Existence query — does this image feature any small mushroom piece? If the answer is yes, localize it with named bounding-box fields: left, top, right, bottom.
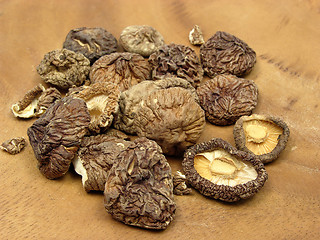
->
left=11, top=84, right=45, bottom=118
left=11, top=84, right=62, bottom=118
left=189, top=25, right=205, bottom=46
left=27, top=97, right=90, bottom=179
left=233, top=114, right=290, bottom=164
left=73, top=134, right=131, bottom=192
left=104, top=137, right=176, bottom=230
left=200, top=31, right=256, bottom=77
left=1, top=137, right=26, bottom=154
left=119, top=25, right=165, bottom=57
left=89, top=52, right=151, bottom=92
left=67, top=82, right=120, bottom=133
left=63, top=27, right=118, bottom=64
left=182, top=138, right=268, bottom=202
left=37, top=49, right=90, bottom=89
left=114, top=78, right=205, bottom=156
left=149, top=43, right=204, bottom=88
left=173, top=171, right=192, bottom=195
left=196, top=74, right=258, bottom=126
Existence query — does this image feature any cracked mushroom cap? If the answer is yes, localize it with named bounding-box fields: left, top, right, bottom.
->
left=114, top=78, right=205, bottom=156
left=104, top=137, right=176, bottom=230
left=73, top=134, right=131, bottom=192
left=182, top=138, right=268, bottom=202
left=233, top=114, right=290, bottom=164
left=27, top=97, right=90, bottom=179
left=67, top=82, right=120, bottom=133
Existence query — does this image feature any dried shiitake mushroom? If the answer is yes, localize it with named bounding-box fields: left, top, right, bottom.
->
left=73, top=134, right=131, bottom=192
left=11, top=84, right=61, bottom=118
left=89, top=52, right=151, bottom=92
left=233, top=114, right=290, bottom=164
left=63, top=27, right=118, bottom=64
left=1, top=137, right=26, bottom=155
left=27, top=97, right=90, bottom=179
left=119, top=25, right=165, bottom=57
left=200, top=31, right=256, bottom=77
left=197, top=74, right=258, bottom=126
left=37, top=49, right=90, bottom=89
left=104, top=137, right=176, bottom=230
left=67, top=82, right=120, bottom=133
left=149, top=43, right=204, bottom=88
left=182, top=138, right=268, bottom=202
left=114, top=78, right=205, bottom=156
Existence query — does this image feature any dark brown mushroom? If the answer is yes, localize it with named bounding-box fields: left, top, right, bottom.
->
left=114, top=78, right=205, bottom=156
left=89, top=52, right=151, bottom=92
left=73, top=134, right=131, bottom=192
left=104, top=137, right=176, bottom=230
left=196, top=74, right=258, bottom=126
left=233, top=114, right=290, bottom=164
left=182, top=138, right=268, bottom=202
left=27, top=97, right=90, bottom=179
left=63, top=27, right=118, bottom=64
left=149, top=43, right=204, bottom=88
left=173, top=170, right=192, bottom=195
left=200, top=31, right=256, bottom=77
left=119, top=25, right=165, bottom=57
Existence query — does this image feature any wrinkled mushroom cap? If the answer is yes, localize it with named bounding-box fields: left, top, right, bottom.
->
left=182, top=138, right=268, bottom=202
left=233, top=114, right=290, bottom=164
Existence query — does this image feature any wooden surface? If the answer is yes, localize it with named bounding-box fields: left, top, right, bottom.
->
left=1, top=0, right=320, bottom=239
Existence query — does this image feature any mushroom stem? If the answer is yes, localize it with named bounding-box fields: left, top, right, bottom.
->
left=246, top=124, right=269, bottom=143
left=209, top=157, right=237, bottom=176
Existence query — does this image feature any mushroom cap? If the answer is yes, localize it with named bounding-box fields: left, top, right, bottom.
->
left=182, top=138, right=268, bottom=202
left=233, top=114, right=290, bottom=164
left=200, top=31, right=256, bottom=77
left=119, top=25, right=165, bottom=57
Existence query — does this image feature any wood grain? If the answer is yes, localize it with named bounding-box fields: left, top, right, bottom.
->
left=0, top=0, right=320, bottom=239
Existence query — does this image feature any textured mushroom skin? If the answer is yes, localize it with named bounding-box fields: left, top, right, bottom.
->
left=27, top=97, right=90, bottom=179
left=197, top=74, right=258, bottom=126
left=0, top=137, right=26, bottom=155
left=63, top=27, right=118, bottom=64
left=233, top=114, right=290, bottom=164
left=104, top=137, right=176, bottom=230
left=182, top=138, right=268, bottom=202
left=119, top=25, right=165, bottom=57
left=76, top=134, right=131, bottom=192
left=200, top=31, right=256, bottom=77
left=114, top=79, right=205, bottom=156
left=149, top=43, right=204, bottom=88
left=67, top=82, right=120, bottom=133
left=89, top=52, right=151, bottom=92
left=37, top=49, right=90, bottom=89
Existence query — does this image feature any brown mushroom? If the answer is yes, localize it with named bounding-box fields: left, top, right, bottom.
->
left=89, top=52, right=151, bottom=92
left=233, top=114, right=290, bottom=164
left=67, top=82, right=120, bottom=133
left=173, top=170, right=192, bottom=195
left=200, top=31, right=256, bottom=77
left=119, top=25, right=165, bottom=57
left=149, top=43, right=204, bottom=88
left=73, top=134, right=131, bottom=192
left=182, top=138, right=268, bottom=202
left=114, top=78, right=205, bottom=156
left=104, top=137, right=176, bottom=230
left=27, top=97, right=90, bottom=179
left=196, top=74, right=258, bottom=126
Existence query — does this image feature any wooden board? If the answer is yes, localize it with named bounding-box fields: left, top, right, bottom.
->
left=1, top=0, right=320, bottom=239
